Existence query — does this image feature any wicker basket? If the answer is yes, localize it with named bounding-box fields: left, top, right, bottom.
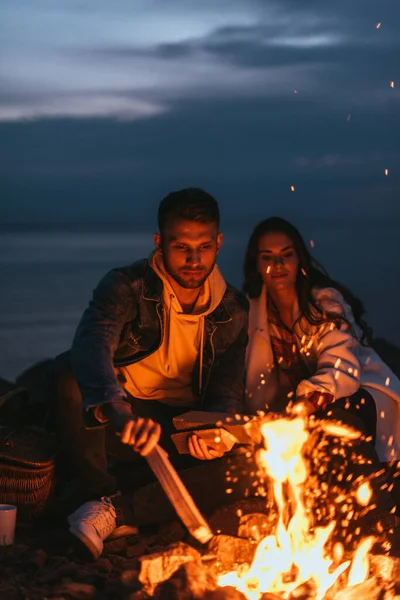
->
left=0, top=426, right=55, bottom=521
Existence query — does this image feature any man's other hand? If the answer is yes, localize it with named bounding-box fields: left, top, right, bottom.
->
left=103, top=402, right=161, bottom=456
left=188, top=434, right=226, bottom=460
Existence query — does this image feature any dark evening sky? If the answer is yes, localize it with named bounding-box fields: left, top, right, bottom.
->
left=1, top=0, right=399, bottom=226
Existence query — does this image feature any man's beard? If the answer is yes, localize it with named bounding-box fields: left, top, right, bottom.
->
left=170, top=268, right=211, bottom=289
left=163, top=256, right=216, bottom=289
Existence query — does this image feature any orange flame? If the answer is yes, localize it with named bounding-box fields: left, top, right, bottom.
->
left=218, top=416, right=374, bottom=599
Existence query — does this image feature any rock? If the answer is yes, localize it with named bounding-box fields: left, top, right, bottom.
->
left=126, top=538, right=149, bottom=558
left=104, top=535, right=128, bottom=555
left=37, top=562, right=79, bottom=584
left=54, top=581, right=96, bottom=599
left=237, top=513, right=270, bottom=541
left=138, top=541, right=201, bottom=596
left=31, top=548, right=47, bottom=569
left=108, top=553, right=128, bottom=568
left=154, top=561, right=217, bottom=600
left=127, top=592, right=148, bottom=600
left=120, top=569, right=140, bottom=588
left=73, top=571, right=107, bottom=588
left=209, top=499, right=268, bottom=537
left=121, top=559, right=141, bottom=571
left=93, top=557, right=113, bottom=574
left=157, top=520, right=186, bottom=545
left=208, top=535, right=255, bottom=572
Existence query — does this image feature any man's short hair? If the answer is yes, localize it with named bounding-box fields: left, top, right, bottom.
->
left=157, top=188, right=220, bottom=233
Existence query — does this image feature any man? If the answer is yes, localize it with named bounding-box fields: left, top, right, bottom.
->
left=53, top=188, right=249, bottom=559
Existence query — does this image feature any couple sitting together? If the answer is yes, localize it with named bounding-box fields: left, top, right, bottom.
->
left=52, top=187, right=400, bottom=559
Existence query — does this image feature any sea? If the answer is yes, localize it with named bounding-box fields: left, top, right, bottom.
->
left=1, top=219, right=399, bottom=381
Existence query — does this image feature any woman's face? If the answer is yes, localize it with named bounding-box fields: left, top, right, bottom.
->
left=257, top=231, right=299, bottom=292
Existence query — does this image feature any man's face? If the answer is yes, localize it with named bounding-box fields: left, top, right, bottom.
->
left=154, top=219, right=222, bottom=289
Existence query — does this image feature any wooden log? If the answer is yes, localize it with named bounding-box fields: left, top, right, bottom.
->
left=171, top=428, right=238, bottom=455
left=172, top=411, right=262, bottom=447
left=146, top=444, right=213, bottom=544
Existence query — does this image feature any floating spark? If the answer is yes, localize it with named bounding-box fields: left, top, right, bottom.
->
left=356, top=482, right=372, bottom=507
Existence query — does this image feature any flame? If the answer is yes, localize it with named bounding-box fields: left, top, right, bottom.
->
left=347, top=537, right=374, bottom=586
left=218, top=416, right=375, bottom=600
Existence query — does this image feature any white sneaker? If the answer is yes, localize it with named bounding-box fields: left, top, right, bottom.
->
left=68, top=496, right=118, bottom=560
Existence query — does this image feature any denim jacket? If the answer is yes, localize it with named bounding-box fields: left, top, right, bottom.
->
left=71, top=259, right=249, bottom=424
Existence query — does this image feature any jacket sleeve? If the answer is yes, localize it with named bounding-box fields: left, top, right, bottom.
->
left=203, top=307, right=249, bottom=414
left=296, top=288, right=362, bottom=403
left=71, top=269, right=138, bottom=424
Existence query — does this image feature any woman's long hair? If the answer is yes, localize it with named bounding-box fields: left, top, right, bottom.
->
left=243, top=217, right=372, bottom=344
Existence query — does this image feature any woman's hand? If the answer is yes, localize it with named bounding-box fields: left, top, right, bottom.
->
left=292, top=398, right=316, bottom=417
left=188, top=434, right=226, bottom=460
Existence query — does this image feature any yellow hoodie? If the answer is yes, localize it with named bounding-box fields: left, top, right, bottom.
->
left=119, top=250, right=227, bottom=406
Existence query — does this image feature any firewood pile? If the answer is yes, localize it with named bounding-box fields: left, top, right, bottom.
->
left=0, top=498, right=399, bottom=600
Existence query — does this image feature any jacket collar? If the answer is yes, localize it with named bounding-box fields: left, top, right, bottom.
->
left=142, top=262, right=163, bottom=301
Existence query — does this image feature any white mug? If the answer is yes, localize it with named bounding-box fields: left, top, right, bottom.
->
left=0, top=504, right=17, bottom=546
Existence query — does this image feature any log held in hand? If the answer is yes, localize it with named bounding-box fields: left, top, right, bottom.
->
left=145, top=444, right=214, bottom=544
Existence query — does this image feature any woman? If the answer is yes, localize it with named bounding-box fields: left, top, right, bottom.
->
left=244, top=217, right=400, bottom=463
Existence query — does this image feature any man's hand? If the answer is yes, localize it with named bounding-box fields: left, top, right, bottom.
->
left=188, top=434, right=226, bottom=460
left=102, top=401, right=161, bottom=456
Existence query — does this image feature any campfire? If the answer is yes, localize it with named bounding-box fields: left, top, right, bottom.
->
left=216, top=414, right=397, bottom=600
left=139, top=411, right=398, bottom=599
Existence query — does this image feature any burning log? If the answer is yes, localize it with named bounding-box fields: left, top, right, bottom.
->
left=208, top=535, right=256, bottom=573
left=238, top=514, right=272, bottom=542
left=332, top=576, right=386, bottom=600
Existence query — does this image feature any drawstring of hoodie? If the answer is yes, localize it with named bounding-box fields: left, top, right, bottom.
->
left=199, top=316, right=205, bottom=397
left=164, top=293, right=174, bottom=373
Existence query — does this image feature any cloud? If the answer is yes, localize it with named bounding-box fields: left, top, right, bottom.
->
left=0, top=0, right=398, bottom=229
left=1, top=0, right=398, bottom=121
